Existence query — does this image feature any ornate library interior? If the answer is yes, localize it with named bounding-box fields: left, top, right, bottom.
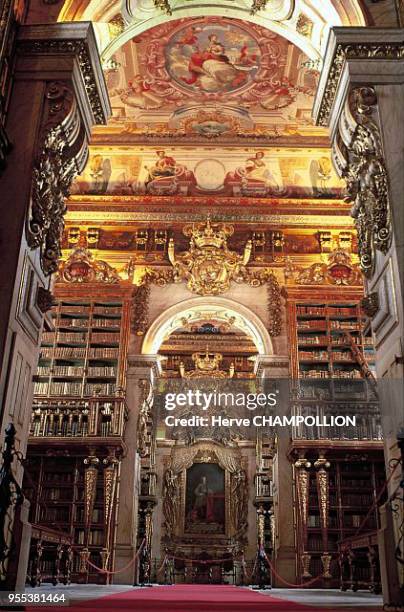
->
left=0, top=1, right=403, bottom=610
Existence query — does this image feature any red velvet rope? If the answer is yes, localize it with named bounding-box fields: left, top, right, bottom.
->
left=86, top=538, right=146, bottom=575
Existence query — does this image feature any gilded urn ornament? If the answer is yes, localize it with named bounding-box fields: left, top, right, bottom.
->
left=168, top=219, right=252, bottom=295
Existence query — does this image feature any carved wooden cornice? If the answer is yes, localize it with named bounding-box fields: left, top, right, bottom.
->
left=314, top=29, right=404, bottom=127
left=17, top=24, right=110, bottom=127
left=16, top=24, right=110, bottom=276
left=313, top=29, right=396, bottom=279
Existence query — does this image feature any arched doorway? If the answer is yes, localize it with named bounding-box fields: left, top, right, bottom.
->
left=138, top=297, right=276, bottom=584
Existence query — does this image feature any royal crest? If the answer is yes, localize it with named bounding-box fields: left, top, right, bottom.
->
left=168, top=219, right=252, bottom=295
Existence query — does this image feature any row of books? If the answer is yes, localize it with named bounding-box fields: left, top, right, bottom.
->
left=34, top=382, right=82, bottom=395
left=299, top=351, right=329, bottom=361
left=92, top=319, right=121, bottom=328
left=83, top=383, right=116, bottom=395
left=300, top=370, right=329, bottom=378
left=297, top=306, right=359, bottom=317
left=39, top=347, right=119, bottom=360
left=332, top=352, right=354, bottom=361
left=333, top=369, right=362, bottom=379
left=40, top=508, right=70, bottom=522
left=307, top=515, right=339, bottom=528
left=87, top=366, right=116, bottom=377
left=91, top=333, right=120, bottom=344
left=330, top=320, right=361, bottom=330
left=42, top=487, right=74, bottom=501
left=93, top=306, right=121, bottom=315
left=297, top=320, right=327, bottom=330
left=88, top=347, right=119, bottom=359
left=58, top=318, right=89, bottom=328
left=75, top=529, right=104, bottom=545
left=53, top=366, right=85, bottom=377
left=35, top=381, right=118, bottom=396
left=298, top=335, right=328, bottom=345
left=341, top=494, right=373, bottom=506
left=75, top=508, right=103, bottom=523
left=308, top=537, right=338, bottom=552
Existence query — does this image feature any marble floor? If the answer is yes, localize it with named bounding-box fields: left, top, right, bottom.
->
left=24, top=584, right=383, bottom=609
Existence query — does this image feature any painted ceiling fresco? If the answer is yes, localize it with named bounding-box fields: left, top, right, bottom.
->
left=104, top=16, right=321, bottom=139
left=72, top=146, right=344, bottom=199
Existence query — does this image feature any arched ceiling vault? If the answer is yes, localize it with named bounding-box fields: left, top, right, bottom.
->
left=59, top=0, right=367, bottom=62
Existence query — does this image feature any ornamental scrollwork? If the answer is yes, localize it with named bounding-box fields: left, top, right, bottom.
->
left=27, top=82, right=89, bottom=276
left=317, top=43, right=404, bottom=128
left=341, top=87, right=391, bottom=277
left=137, top=379, right=153, bottom=458
left=167, top=219, right=253, bottom=296
left=286, top=249, right=362, bottom=287
left=314, top=455, right=330, bottom=531
left=162, top=467, right=180, bottom=539
left=133, top=284, right=151, bottom=335
left=56, top=247, right=120, bottom=283
left=250, top=0, right=295, bottom=18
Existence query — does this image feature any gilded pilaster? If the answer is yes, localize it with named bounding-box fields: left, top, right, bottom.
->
left=294, top=455, right=311, bottom=578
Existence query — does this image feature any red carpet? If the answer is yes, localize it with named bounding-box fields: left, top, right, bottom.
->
left=26, top=584, right=381, bottom=612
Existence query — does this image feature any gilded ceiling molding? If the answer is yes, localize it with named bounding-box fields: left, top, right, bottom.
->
left=334, top=87, right=391, bottom=277
left=56, top=247, right=121, bottom=283
left=66, top=210, right=354, bottom=228
left=316, top=41, right=404, bottom=128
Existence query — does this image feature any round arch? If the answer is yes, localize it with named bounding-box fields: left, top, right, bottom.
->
left=58, top=0, right=368, bottom=61
left=141, top=296, right=273, bottom=356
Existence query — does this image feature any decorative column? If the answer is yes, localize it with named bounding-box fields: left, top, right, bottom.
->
left=294, top=454, right=311, bottom=579
left=80, top=454, right=99, bottom=580
left=101, top=450, right=120, bottom=575
left=313, top=27, right=404, bottom=606
left=0, top=23, right=109, bottom=587
left=112, top=355, right=161, bottom=584
left=314, top=453, right=331, bottom=579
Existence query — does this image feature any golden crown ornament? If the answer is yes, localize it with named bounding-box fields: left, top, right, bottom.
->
left=168, top=219, right=252, bottom=296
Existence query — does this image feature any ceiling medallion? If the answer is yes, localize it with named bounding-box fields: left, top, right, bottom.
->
left=168, top=219, right=252, bottom=295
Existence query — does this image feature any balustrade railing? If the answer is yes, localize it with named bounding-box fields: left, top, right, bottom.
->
left=29, top=398, right=128, bottom=439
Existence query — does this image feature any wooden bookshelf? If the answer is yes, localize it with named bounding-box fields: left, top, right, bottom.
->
left=285, top=287, right=384, bottom=587
left=25, top=283, right=134, bottom=584
left=34, top=298, right=130, bottom=398
left=303, top=453, right=385, bottom=586
left=24, top=455, right=111, bottom=584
